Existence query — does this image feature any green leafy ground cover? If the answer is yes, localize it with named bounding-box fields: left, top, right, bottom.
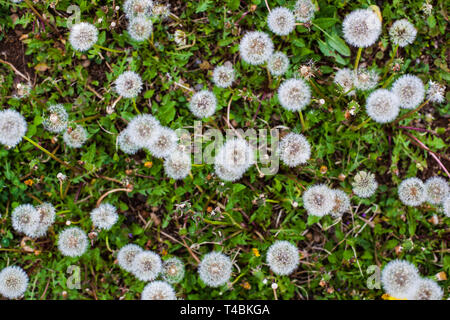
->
left=0, top=0, right=449, bottom=300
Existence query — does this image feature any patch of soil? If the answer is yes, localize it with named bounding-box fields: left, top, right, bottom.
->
left=87, top=61, right=108, bottom=87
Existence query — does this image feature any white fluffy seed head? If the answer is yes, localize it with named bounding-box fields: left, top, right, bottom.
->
left=381, top=260, right=420, bottom=299
left=214, top=163, right=243, bottom=182
left=406, top=278, right=443, bottom=300
left=63, top=124, right=88, bottom=148
left=424, top=176, right=449, bottom=205
left=279, top=132, right=311, bottom=167
left=162, top=257, right=185, bottom=284
left=128, top=16, right=153, bottom=41
left=198, top=252, right=232, bottom=287
left=115, top=71, right=143, bottom=99
left=212, top=64, right=235, bottom=88
left=342, top=9, right=381, bottom=48
left=267, top=7, right=296, bottom=36
left=303, top=184, right=334, bottom=217
left=43, top=104, right=68, bottom=133
left=398, top=177, right=426, bottom=207
left=329, top=189, right=351, bottom=218
left=391, top=75, right=425, bottom=109
left=293, top=0, right=315, bottom=22
left=334, top=68, right=355, bottom=95
left=58, top=227, right=89, bottom=257
left=267, top=52, right=290, bottom=76
left=147, top=126, right=178, bottom=158
left=278, top=78, right=311, bottom=111
left=117, top=244, right=143, bottom=272
left=118, top=128, right=140, bottom=154
left=127, top=114, right=160, bottom=148
left=141, top=281, right=176, bottom=300
left=123, top=0, right=154, bottom=19
left=353, top=67, right=379, bottom=91
left=366, top=89, right=400, bottom=123
left=443, top=195, right=450, bottom=217
left=239, top=31, right=274, bottom=65
left=352, top=171, right=378, bottom=198
left=0, top=109, right=27, bottom=148
left=164, top=150, right=191, bottom=180
left=426, top=81, right=446, bottom=104
left=389, top=19, right=417, bottom=47
left=34, top=202, right=56, bottom=238
left=90, top=203, right=119, bottom=230
left=189, top=90, right=217, bottom=118
left=69, top=22, right=98, bottom=52
left=0, top=266, right=28, bottom=299
left=266, top=241, right=299, bottom=276
left=11, top=204, right=40, bottom=237
left=132, top=251, right=162, bottom=281
left=214, top=138, right=255, bottom=181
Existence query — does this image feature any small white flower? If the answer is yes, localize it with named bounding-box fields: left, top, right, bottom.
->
left=90, top=203, right=119, bottom=230
left=352, top=171, right=378, bottom=198
left=141, top=281, right=176, bottom=300
left=239, top=31, right=274, bottom=65
left=63, top=125, right=88, bottom=148
left=329, top=189, right=351, bottom=218
left=381, top=260, right=420, bottom=299
left=424, top=176, right=449, bottom=205
left=0, top=109, right=27, bottom=148
left=267, top=7, right=296, bottom=36
left=212, top=64, right=235, bottom=88
left=426, top=81, right=445, bottom=104
left=123, top=0, right=154, bottom=19
left=118, top=128, right=140, bottom=154
left=131, top=251, right=162, bottom=282
left=278, top=78, right=311, bottom=111
left=398, top=178, right=426, bottom=207
left=303, top=184, right=334, bottom=217
left=267, top=52, right=290, bottom=76
left=164, top=150, right=192, bottom=180
left=162, top=257, right=185, bottom=284
left=342, top=9, right=382, bottom=48
left=279, top=132, right=311, bottom=167
left=334, top=68, right=355, bottom=95
left=354, top=67, right=379, bottom=91
left=34, top=202, right=56, bottom=237
left=147, top=126, right=178, bottom=158
left=117, top=244, right=143, bottom=272
left=266, top=241, right=299, bottom=275
left=443, top=195, right=450, bottom=217
left=128, top=16, right=153, bottom=42
left=391, top=75, right=425, bottom=109
left=69, top=22, right=98, bottom=52
left=189, top=90, right=217, bottom=118
left=214, top=138, right=255, bottom=181
left=43, top=104, right=68, bottom=133
left=11, top=204, right=40, bottom=237
left=293, top=0, right=315, bottom=23
left=389, top=19, right=417, bottom=47
left=198, top=252, right=232, bottom=287
left=366, top=89, right=400, bottom=123
left=58, top=227, right=89, bottom=257
left=115, top=71, right=143, bottom=99
left=0, top=266, right=28, bottom=299
left=406, top=278, right=443, bottom=300
left=127, top=114, right=160, bottom=148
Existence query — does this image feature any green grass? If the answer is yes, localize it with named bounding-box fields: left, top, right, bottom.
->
left=0, top=0, right=448, bottom=300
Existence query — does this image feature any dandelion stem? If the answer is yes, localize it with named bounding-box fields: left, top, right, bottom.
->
left=382, top=73, right=395, bottom=88
left=266, top=66, right=272, bottom=87
left=23, top=136, right=74, bottom=170
left=93, top=44, right=123, bottom=53
left=383, top=44, right=399, bottom=79
left=96, top=187, right=132, bottom=207
left=351, top=117, right=371, bottom=131
left=354, top=47, right=363, bottom=70
left=132, top=98, right=141, bottom=114
left=74, top=114, right=101, bottom=123
left=298, top=110, right=307, bottom=132
left=393, top=99, right=430, bottom=125
left=308, top=79, right=328, bottom=102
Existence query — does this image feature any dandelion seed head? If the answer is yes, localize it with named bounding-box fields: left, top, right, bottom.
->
left=330, top=189, right=351, bottom=218
left=381, top=260, right=420, bottom=299
left=198, top=252, right=232, bottom=287
left=354, top=67, right=379, bottom=91
left=366, top=89, right=400, bottom=123
left=389, top=19, right=417, bottom=47
left=115, top=71, right=143, bottom=99
left=278, top=78, right=311, bottom=111
left=239, top=31, right=274, bottom=65
left=63, top=125, right=88, bottom=148
left=117, top=244, right=143, bottom=272
left=342, top=9, right=382, bottom=48
left=293, top=0, right=315, bottom=23
left=426, top=81, right=446, bottom=104
left=303, top=184, right=334, bottom=217
left=391, top=75, right=425, bottom=109
left=443, top=195, right=450, bottom=217
left=279, top=132, right=311, bottom=167
left=11, top=204, right=40, bottom=237
left=164, top=150, right=191, bottom=180
left=266, top=241, right=299, bottom=276
left=424, top=176, right=449, bottom=205
left=334, top=68, right=355, bottom=96
left=123, top=0, right=154, bottom=19
left=131, top=251, right=162, bottom=281
left=189, top=90, right=217, bottom=119
left=214, top=138, right=255, bottom=180
left=212, top=64, right=235, bottom=88
left=267, top=7, right=296, bottom=36
left=352, top=171, right=378, bottom=198
left=267, top=52, right=290, bottom=76
left=69, top=22, right=98, bottom=52
left=118, top=128, right=140, bottom=154
left=214, top=163, right=244, bottom=182
left=141, top=281, right=176, bottom=300
left=0, top=266, right=28, bottom=299
left=34, top=202, right=56, bottom=238
left=90, top=203, right=119, bottom=230
left=127, top=114, right=160, bottom=148
left=406, top=278, right=443, bottom=300
left=0, top=109, right=27, bottom=148
left=398, top=178, right=426, bottom=207
left=147, top=126, right=178, bottom=159
left=58, top=227, right=89, bottom=257
left=43, top=104, right=68, bottom=133
left=162, top=257, right=185, bottom=284
left=128, top=16, right=153, bottom=41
